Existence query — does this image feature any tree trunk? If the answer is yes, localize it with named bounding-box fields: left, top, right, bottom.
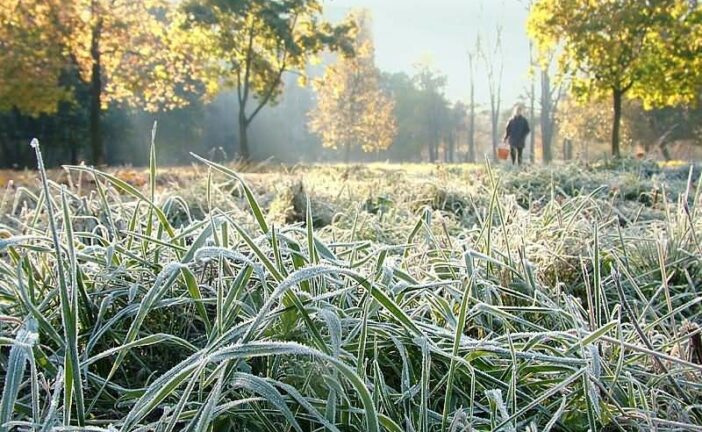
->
left=447, top=134, right=455, bottom=163
left=529, top=43, right=536, bottom=164
left=659, top=141, right=672, bottom=161
left=344, top=140, right=351, bottom=165
left=89, top=20, right=103, bottom=166
left=611, top=88, right=623, bottom=158
left=656, top=124, right=678, bottom=162
left=493, top=78, right=503, bottom=161
left=490, top=110, right=498, bottom=160
left=69, top=130, right=79, bottom=165
left=563, top=139, right=573, bottom=160
left=467, top=51, right=476, bottom=163
left=432, top=135, right=439, bottom=162
left=0, top=114, right=10, bottom=168
left=0, top=138, right=10, bottom=169
left=14, top=114, right=28, bottom=167
left=10, top=108, right=26, bottom=168
left=490, top=83, right=502, bottom=161
left=468, top=84, right=476, bottom=163
left=238, top=109, right=250, bottom=161
left=428, top=99, right=438, bottom=163
left=529, top=77, right=536, bottom=163
left=540, top=70, right=553, bottom=164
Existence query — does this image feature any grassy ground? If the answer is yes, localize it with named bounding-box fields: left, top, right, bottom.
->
left=1, top=148, right=701, bottom=431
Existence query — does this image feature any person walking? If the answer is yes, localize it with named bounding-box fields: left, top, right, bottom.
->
left=503, top=105, right=530, bottom=166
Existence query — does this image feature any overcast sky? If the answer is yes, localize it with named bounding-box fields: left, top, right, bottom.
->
left=324, top=0, right=532, bottom=109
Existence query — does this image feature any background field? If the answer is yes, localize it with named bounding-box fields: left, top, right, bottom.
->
left=1, top=153, right=701, bottom=431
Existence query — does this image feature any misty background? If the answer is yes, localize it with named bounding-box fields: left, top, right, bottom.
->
left=1, top=0, right=534, bottom=167
left=2, top=0, right=699, bottom=168
left=325, top=0, right=530, bottom=104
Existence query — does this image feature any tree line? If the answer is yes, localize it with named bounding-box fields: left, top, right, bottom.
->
left=0, top=0, right=356, bottom=167
left=528, top=0, right=702, bottom=158
left=1, top=0, right=700, bottom=168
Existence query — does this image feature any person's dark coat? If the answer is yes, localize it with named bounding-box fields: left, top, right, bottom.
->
left=504, top=115, right=530, bottom=149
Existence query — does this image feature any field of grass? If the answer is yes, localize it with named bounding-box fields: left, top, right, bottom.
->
left=1, top=143, right=701, bottom=431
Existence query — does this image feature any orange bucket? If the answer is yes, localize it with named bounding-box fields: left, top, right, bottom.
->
left=497, top=146, right=510, bottom=160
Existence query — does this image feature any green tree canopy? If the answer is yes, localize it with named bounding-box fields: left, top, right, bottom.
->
left=528, top=0, right=702, bottom=157
left=0, top=0, right=197, bottom=164
left=308, top=10, right=396, bottom=163
left=413, top=63, right=449, bottom=162
left=380, top=72, right=424, bottom=161
left=182, top=0, right=354, bottom=161
left=0, top=0, right=72, bottom=115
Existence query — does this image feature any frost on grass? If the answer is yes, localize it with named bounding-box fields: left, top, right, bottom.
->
left=1, top=158, right=701, bottom=431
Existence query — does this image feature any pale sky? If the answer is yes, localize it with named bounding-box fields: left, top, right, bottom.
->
left=325, top=0, right=532, bottom=109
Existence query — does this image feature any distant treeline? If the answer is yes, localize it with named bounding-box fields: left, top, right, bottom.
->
left=2, top=0, right=701, bottom=168
left=3, top=73, right=701, bottom=169
left=0, top=69, right=488, bottom=168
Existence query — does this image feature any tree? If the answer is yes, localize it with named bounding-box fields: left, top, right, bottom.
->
left=480, top=25, right=504, bottom=161
left=413, top=62, right=449, bottom=162
left=380, top=72, right=425, bottom=161
left=540, top=70, right=554, bottom=163
left=0, top=0, right=196, bottom=165
left=308, top=10, right=396, bottom=164
left=557, top=97, right=654, bottom=159
left=381, top=69, right=462, bottom=163
left=446, top=102, right=467, bottom=163
left=528, top=0, right=702, bottom=158
left=72, top=0, right=201, bottom=165
left=641, top=105, right=702, bottom=160
left=466, top=35, right=480, bottom=163
left=557, top=98, right=611, bottom=159
left=0, top=0, right=80, bottom=167
left=527, top=42, right=537, bottom=163
left=183, top=0, right=353, bottom=161
left=0, top=0, right=72, bottom=116
left=539, top=58, right=564, bottom=164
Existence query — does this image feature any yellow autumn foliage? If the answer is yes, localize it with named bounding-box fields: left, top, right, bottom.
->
left=0, top=0, right=198, bottom=115
left=308, top=10, right=397, bottom=160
